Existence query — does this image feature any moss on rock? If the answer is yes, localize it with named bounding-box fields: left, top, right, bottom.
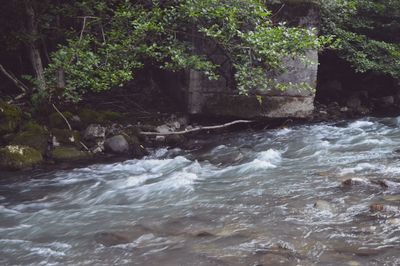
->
left=10, top=122, right=49, bottom=155
left=51, top=146, right=91, bottom=162
left=78, top=109, right=102, bottom=124
left=21, top=121, right=46, bottom=133
left=0, top=100, right=22, bottom=134
left=78, top=108, right=123, bottom=125
left=49, top=111, right=74, bottom=129
left=52, top=128, right=80, bottom=145
left=0, top=145, right=43, bottom=170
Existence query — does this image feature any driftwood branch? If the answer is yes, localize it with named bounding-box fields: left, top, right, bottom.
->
left=52, top=104, right=90, bottom=152
left=0, top=64, right=30, bottom=93
left=52, top=104, right=72, bottom=131
left=140, top=120, right=254, bottom=136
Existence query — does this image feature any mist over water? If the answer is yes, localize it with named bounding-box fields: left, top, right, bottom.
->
left=2, top=117, right=400, bottom=265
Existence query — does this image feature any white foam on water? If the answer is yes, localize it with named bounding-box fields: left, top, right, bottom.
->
left=233, top=149, right=282, bottom=174
left=348, top=120, right=374, bottom=128
left=30, top=247, right=66, bottom=257
left=339, top=163, right=380, bottom=175
left=122, top=173, right=162, bottom=188
left=257, top=149, right=282, bottom=164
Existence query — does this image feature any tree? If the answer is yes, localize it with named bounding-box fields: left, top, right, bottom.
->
left=320, top=0, right=400, bottom=80
left=0, top=0, right=325, bottom=103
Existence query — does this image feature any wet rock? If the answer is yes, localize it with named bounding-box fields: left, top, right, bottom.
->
left=51, top=147, right=91, bottom=162
left=155, top=135, right=166, bottom=143
left=383, top=195, right=400, bottom=202
left=342, top=178, right=370, bottom=187
left=0, top=100, right=22, bottom=134
left=156, top=124, right=172, bottom=134
left=0, top=145, right=43, bottom=170
left=94, top=232, right=131, bottom=247
left=369, top=203, right=400, bottom=214
left=104, top=135, right=129, bottom=154
left=166, top=134, right=186, bottom=146
left=375, top=96, right=394, bottom=107
left=123, top=131, right=147, bottom=157
left=84, top=124, right=106, bottom=140
left=314, top=200, right=333, bottom=212
left=346, top=96, right=362, bottom=110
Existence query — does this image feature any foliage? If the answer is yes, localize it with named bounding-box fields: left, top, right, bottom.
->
left=320, top=0, right=400, bottom=79
left=42, top=0, right=324, bottom=101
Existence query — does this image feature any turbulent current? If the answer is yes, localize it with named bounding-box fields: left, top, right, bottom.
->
left=2, top=117, right=400, bottom=265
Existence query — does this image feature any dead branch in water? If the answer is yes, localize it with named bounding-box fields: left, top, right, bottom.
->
left=140, top=120, right=254, bottom=136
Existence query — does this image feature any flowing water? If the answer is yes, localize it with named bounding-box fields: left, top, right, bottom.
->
left=2, top=117, right=400, bottom=265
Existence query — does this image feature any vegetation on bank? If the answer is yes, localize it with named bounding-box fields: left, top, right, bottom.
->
left=1, top=0, right=398, bottom=105
left=0, top=0, right=399, bottom=170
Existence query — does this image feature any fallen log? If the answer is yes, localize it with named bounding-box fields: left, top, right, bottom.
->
left=140, top=120, right=254, bottom=136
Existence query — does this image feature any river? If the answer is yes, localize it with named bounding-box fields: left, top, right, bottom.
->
left=1, top=117, right=400, bottom=265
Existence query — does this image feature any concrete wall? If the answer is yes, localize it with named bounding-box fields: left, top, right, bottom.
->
left=165, top=2, right=320, bottom=119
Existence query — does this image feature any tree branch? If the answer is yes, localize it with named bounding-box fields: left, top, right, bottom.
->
left=0, top=64, right=30, bottom=93
left=140, top=120, right=254, bottom=136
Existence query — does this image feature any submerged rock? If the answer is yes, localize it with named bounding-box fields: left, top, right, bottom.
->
left=51, top=147, right=91, bottom=162
left=104, top=135, right=129, bottom=154
left=342, top=178, right=371, bottom=187
left=314, top=200, right=333, bottom=212
left=94, top=232, right=131, bottom=247
left=0, top=145, right=43, bottom=170
left=369, top=203, right=400, bottom=214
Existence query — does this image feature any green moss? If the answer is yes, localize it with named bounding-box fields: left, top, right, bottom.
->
left=51, top=146, right=91, bottom=162
left=21, top=121, right=46, bottom=133
left=49, top=111, right=74, bottom=129
left=0, top=145, right=43, bottom=170
left=11, top=129, right=49, bottom=155
left=78, top=108, right=123, bottom=125
left=100, top=111, right=123, bottom=122
left=0, top=100, right=22, bottom=134
left=78, top=109, right=102, bottom=124
left=52, top=128, right=80, bottom=145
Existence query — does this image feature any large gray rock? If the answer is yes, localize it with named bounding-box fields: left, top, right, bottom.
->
left=84, top=124, right=106, bottom=140
left=104, top=135, right=129, bottom=154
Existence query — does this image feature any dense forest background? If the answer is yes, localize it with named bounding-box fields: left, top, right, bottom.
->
left=0, top=0, right=399, bottom=106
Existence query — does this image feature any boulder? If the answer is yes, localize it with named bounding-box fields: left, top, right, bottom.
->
left=156, top=124, right=172, bottom=134
left=0, top=145, right=43, bottom=170
left=346, top=96, right=362, bottom=110
left=0, top=101, right=22, bottom=134
left=84, top=124, right=106, bottom=140
left=376, top=96, right=395, bottom=107
left=104, top=135, right=129, bottom=154
left=51, top=147, right=91, bottom=162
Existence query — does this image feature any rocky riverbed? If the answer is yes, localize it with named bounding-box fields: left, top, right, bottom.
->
left=1, top=116, right=400, bottom=265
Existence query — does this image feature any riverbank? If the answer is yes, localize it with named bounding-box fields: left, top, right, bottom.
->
left=2, top=88, right=400, bottom=172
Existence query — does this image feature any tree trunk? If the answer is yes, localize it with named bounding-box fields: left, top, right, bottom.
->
left=25, top=0, right=46, bottom=91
